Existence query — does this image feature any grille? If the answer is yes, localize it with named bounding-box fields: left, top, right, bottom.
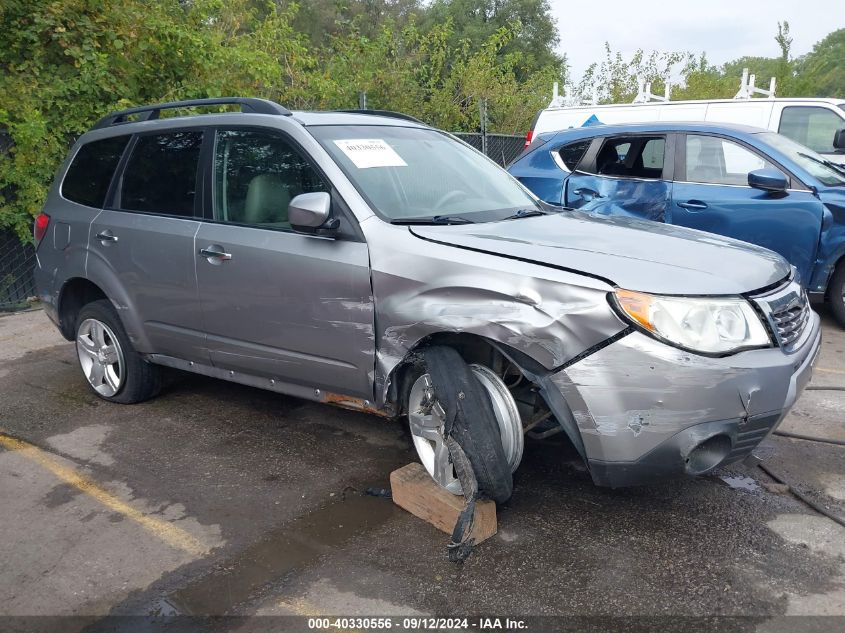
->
left=770, top=293, right=810, bottom=347
left=750, top=279, right=810, bottom=350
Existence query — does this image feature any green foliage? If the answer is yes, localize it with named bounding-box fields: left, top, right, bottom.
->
left=423, top=0, right=563, bottom=78
left=672, top=54, right=737, bottom=100
left=0, top=1, right=842, bottom=241
left=0, top=0, right=314, bottom=240
left=793, top=28, right=845, bottom=98
left=284, top=0, right=423, bottom=42
left=575, top=44, right=689, bottom=104
left=0, top=0, right=561, bottom=238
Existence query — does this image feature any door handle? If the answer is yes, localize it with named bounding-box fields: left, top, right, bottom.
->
left=573, top=188, right=603, bottom=199
left=677, top=200, right=708, bottom=210
left=199, top=245, right=232, bottom=262
left=95, top=230, right=118, bottom=243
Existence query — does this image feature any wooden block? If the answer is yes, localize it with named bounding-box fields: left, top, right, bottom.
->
left=390, top=462, right=497, bottom=544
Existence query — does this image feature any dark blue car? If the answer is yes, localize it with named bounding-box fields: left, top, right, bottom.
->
left=508, top=122, right=845, bottom=326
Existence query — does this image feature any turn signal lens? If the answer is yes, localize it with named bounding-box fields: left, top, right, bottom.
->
left=614, top=289, right=655, bottom=332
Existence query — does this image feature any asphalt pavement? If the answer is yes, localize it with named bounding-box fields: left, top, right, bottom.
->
left=1, top=306, right=843, bottom=632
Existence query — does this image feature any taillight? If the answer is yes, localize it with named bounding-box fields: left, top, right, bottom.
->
left=524, top=129, right=533, bottom=148
left=34, top=212, right=50, bottom=246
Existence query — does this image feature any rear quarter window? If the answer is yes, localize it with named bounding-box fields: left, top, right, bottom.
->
left=61, top=136, right=129, bottom=207
left=558, top=140, right=591, bottom=171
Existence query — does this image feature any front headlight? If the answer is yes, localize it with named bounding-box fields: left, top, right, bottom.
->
left=613, top=289, right=771, bottom=355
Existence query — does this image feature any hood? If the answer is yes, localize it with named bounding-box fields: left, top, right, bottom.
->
left=819, top=187, right=845, bottom=207
left=409, top=211, right=790, bottom=295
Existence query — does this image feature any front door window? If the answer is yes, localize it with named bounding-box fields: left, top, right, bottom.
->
left=213, top=129, right=328, bottom=229
left=684, top=135, right=783, bottom=186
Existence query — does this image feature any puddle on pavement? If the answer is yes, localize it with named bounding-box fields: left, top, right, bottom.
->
left=719, top=473, right=760, bottom=492
left=161, top=493, right=399, bottom=615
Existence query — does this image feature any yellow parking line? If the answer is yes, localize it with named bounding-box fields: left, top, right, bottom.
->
left=276, top=597, right=362, bottom=632
left=0, top=432, right=208, bottom=557
left=817, top=367, right=845, bottom=375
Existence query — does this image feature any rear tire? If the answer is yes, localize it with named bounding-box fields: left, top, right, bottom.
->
left=405, top=346, right=513, bottom=503
left=828, top=263, right=845, bottom=329
left=75, top=299, right=162, bottom=404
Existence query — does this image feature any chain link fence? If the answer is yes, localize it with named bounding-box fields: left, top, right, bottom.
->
left=453, top=133, right=525, bottom=167
left=0, top=132, right=526, bottom=310
left=0, top=230, right=36, bottom=310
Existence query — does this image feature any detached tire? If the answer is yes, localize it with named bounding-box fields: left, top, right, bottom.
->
left=74, top=299, right=162, bottom=404
left=405, top=346, right=513, bottom=503
left=829, top=263, right=845, bottom=329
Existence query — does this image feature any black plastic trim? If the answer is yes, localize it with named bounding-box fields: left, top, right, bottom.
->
left=92, top=98, right=291, bottom=129
left=332, top=109, right=424, bottom=124
left=556, top=326, right=634, bottom=371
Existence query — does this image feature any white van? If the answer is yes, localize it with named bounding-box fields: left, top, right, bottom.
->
left=529, top=97, right=845, bottom=164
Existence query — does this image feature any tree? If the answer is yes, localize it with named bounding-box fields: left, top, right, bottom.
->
left=774, top=20, right=793, bottom=94
left=574, top=44, right=689, bottom=104
left=283, top=0, right=424, bottom=42
left=793, top=28, right=845, bottom=97
left=422, top=0, right=563, bottom=78
left=672, top=53, right=736, bottom=100
left=0, top=0, right=313, bottom=239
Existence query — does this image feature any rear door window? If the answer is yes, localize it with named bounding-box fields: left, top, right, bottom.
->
left=119, top=130, right=203, bottom=216
left=593, top=136, right=666, bottom=178
left=62, top=136, right=129, bottom=207
left=684, top=135, right=783, bottom=186
left=779, top=106, right=844, bottom=154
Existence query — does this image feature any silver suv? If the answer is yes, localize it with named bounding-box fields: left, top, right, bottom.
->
left=34, top=98, right=820, bottom=500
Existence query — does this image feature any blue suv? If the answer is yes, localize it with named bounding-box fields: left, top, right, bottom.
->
left=508, top=122, right=845, bottom=326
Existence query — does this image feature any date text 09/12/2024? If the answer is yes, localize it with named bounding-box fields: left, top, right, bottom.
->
left=307, top=617, right=528, bottom=629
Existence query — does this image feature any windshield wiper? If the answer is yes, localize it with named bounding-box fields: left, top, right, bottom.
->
left=502, top=208, right=547, bottom=220
left=391, top=215, right=475, bottom=225
left=798, top=151, right=845, bottom=176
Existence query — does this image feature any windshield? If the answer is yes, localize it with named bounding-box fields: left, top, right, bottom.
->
left=310, top=125, right=541, bottom=222
left=759, top=132, right=845, bottom=187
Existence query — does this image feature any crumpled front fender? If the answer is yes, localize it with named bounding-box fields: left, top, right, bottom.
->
left=362, top=219, right=628, bottom=405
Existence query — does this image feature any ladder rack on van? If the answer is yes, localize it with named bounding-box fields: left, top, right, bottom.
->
left=547, top=68, right=777, bottom=109
left=734, top=68, right=776, bottom=100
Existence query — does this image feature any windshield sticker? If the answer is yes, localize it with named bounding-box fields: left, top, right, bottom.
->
left=334, top=139, right=407, bottom=169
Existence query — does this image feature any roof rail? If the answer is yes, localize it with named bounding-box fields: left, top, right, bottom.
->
left=334, top=109, right=424, bottom=124
left=92, top=97, right=292, bottom=129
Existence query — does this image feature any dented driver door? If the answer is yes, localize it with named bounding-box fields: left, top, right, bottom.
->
left=194, top=127, right=375, bottom=399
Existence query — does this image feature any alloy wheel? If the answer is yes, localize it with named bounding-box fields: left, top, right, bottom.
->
left=76, top=318, right=125, bottom=397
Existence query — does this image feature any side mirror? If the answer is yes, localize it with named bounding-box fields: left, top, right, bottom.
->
left=748, top=168, right=788, bottom=193
left=833, top=128, right=845, bottom=152
left=289, top=192, right=338, bottom=235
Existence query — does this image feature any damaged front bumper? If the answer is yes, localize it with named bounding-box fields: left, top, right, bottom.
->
left=544, top=308, right=821, bottom=488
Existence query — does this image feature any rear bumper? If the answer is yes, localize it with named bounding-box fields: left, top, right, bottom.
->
left=33, top=258, right=61, bottom=329
left=545, top=309, right=821, bottom=487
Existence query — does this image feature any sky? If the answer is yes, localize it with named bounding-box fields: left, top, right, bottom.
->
left=549, top=0, right=844, bottom=82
